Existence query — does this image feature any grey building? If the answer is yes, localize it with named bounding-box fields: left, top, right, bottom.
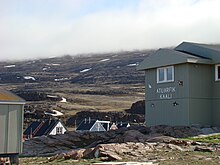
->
left=138, top=42, right=220, bottom=126
left=0, top=89, right=25, bottom=164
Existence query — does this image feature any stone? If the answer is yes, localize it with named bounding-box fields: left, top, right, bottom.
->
left=123, top=130, right=147, bottom=142
left=83, top=148, right=94, bottom=158
left=167, top=144, right=184, bottom=151
left=147, top=136, right=176, bottom=143
left=94, top=145, right=122, bottom=161
left=194, top=146, right=214, bottom=152
left=200, top=128, right=215, bottom=135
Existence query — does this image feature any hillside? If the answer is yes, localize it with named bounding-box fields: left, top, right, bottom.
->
left=0, top=50, right=152, bottom=128
left=0, top=50, right=153, bottom=84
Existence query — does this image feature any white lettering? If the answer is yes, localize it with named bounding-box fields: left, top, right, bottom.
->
left=159, top=94, right=172, bottom=99
left=156, top=87, right=175, bottom=94
left=156, top=86, right=175, bottom=99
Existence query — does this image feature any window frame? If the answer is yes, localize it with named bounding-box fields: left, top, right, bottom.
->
left=157, top=66, right=174, bottom=83
left=56, top=127, right=63, bottom=134
left=215, top=64, right=220, bottom=81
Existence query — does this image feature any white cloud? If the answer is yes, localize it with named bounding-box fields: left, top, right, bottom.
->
left=0, top=0, right=220, bottom=60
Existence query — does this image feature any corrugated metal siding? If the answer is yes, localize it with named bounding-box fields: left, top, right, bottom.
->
left=0, top=104, right=23, bottom=154
left=8, top=106, right=18, bottom=153
left=0, top=105, right=8, bottom=153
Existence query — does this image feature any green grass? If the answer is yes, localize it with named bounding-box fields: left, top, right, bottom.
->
left=182, top=134, right=220, bottom=144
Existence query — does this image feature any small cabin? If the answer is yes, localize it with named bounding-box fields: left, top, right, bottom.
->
left=138, top=42, right=220, bottom=126
left=110, top=122, right=130, bottom=130
left=23, top=119, right=67, bottom=139
left=76, top=119, right=110, bottom=132
left=0, top=89, right=25, bottom=164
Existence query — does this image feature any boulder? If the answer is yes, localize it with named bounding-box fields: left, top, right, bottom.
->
left=94, top=144, right=123, bottom=161
left=194, top=146, right=215, bottom=152
left=122, top=130, right=147, bottom=142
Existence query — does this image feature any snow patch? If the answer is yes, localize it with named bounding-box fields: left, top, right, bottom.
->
left=80, top=68, right=92, bottom=73
left=54, top=77, right=69, bottom=82
left=60, top=97, right=67, bottom=103
left=4, top=65, right=15, bottom=68
left=127, top=63, right=139, bottom=67
left=49, top=56, right=57, bottom=58
left=44, top=110, right=63, bottom=117
left=46, top=63, right=60, bottom=66
left=24, top=76, right=36, bottom=81
left=47, top=95, right=58, bottom=98
left=99, top=58, right=110, bottom=62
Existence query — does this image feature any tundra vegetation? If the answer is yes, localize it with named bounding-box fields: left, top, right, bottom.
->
left=1, top=50, right=220, bottom=164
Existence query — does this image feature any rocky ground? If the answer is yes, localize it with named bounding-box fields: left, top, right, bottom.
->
left=2, top=50, right=220, bottom=164
left=21, top=125, right=220, bottom=164
left=0, top=50, right=148, bottom=129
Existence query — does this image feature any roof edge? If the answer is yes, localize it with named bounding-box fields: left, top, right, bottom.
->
left=0, top=101, right=25, bottom=105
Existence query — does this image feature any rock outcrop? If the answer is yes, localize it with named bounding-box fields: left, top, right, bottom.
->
left=22, top=125, right=220, bottom=159
left=126, top=100, right=145, bottom=114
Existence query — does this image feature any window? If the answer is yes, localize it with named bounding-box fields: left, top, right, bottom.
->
left=56, top=127, right=63, bottom=134
left=215, top=64, right=220, bottom=81
left=157, top=66, right=174, bottom=83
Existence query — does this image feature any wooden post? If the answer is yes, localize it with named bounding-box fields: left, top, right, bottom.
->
left=9, top=154, right=19, bottom=165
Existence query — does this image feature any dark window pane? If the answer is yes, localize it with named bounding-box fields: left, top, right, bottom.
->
left=167, top=67, right=173, bottom=81
left=159, top=69, right=164, bottom=81
left=218, top=66, right=220, bottom=79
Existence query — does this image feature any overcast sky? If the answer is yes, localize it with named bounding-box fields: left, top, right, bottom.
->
left=0, top=0, right=220, bottom=60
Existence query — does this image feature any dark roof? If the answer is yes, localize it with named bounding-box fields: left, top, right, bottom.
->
left=0, top=88, right=25, bottom=103
left=102, top=123, right=109, bottom=130
left=177, top=42, right=220, bottom=53
left=23, top=121, right=41, bottom=135
left=24, top=119, right=60, bottom=137
left=137, top=41, right=220, bottom=70
left=76, top=119, right=96, bottom=131
left=35, top=120, right=59, bottom=136
left=117, top=122, right=129, bottom=129
left=175, top=42, right=220, bottom=62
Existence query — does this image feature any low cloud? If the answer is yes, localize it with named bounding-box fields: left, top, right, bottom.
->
left=0, top=0, right=220, bottom=60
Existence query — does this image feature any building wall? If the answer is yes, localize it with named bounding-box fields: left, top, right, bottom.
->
left=0, top=104, right=24, bottom=154
left=188, top=64, right=212, bottom=126
left=145, top=63, right=214, bottom=126
left=145, top=64, right=190, bottom=126
left=212, top=64, right=220, bottom=126
left=49, top=122, right=67, bottom=135
left=90, top=122, right=106, bottom=132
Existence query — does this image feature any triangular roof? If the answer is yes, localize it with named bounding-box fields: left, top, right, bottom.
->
left=117, top=122, right=130, bottom=129
left=76, top=119, right=97, bottom=131
left=137, top=48, right=212, bottom=70
left=35, top=119, right=60, bottom=136
left=23, top=121, right=41, bottom=136
left=76, top=119, right=110, bottom=131
left=0, top=88, right=25, bottom=104
left=24, top=119, right=63, bottom=137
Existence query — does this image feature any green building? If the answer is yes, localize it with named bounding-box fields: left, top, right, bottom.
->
left=0, top=89, right=25, bottom=164
left=138, top=42, right=220, bottom=126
